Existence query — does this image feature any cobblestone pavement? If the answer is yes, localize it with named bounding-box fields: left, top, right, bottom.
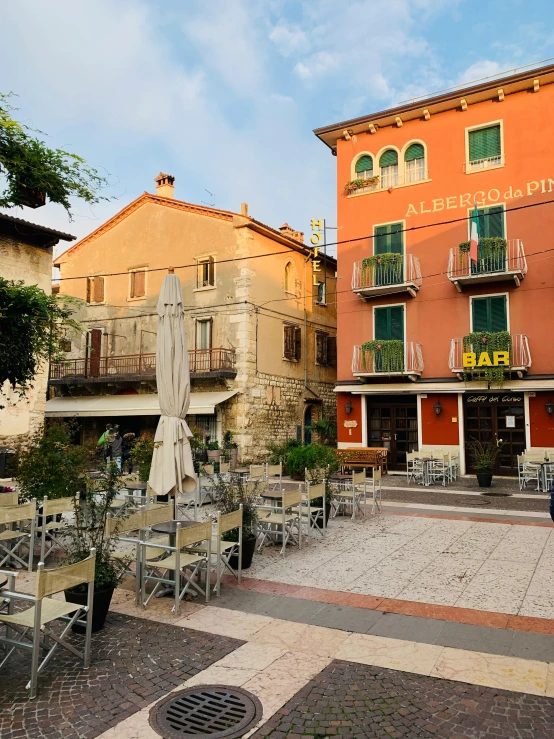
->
left=0, top=612, right=241, bottom=739
left=252, top=659, right=554, bottom=739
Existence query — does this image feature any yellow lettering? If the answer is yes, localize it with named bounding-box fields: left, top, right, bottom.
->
left=488, top=188, right=500, bottom=202
left=503, top=185, right=513, bottom=200
left=433, top=198, right=444, bottom=211
left=493, top=351, right=510, bottom=366
left=548, top=179, right=554, bottom=193
left=474, top=190, right=486, bottom=206
left=527, top=181, right=539, bottom=196
left=513, top=189, right=522, bottom=197
left=405, top=203, right=418, bottom=218
left=446, top=196, right=457, bottom=209
left=542, top=179, right=547, bottom=193
left=312, top=273, right=319, bottom=285
left=310, top=232, right=322, bottom=245
left=313, top=246, right=320, bottom=258
left=420, top=201, right=432, bottom=214
left=312, top=259, right=321, bottom=272
left=477, top=352, right=492, bottom=367
left=460, top=193, right=472, bottom=208
left=311, top=219, right=323, bottom=230
left=463, top=352, right=476, bottom=368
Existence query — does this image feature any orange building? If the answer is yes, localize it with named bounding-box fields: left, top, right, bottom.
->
left=315, top=63, right=554, bottom=475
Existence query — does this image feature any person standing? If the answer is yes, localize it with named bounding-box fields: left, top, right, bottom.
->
left=111, top=426, right=123, bottom=471
left=97, top=423, right=113, bottom=463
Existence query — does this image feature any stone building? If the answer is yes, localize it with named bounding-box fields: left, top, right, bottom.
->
left=0, top=213, right=75, bottom=448
left=47, top=174, right=337, bottom=460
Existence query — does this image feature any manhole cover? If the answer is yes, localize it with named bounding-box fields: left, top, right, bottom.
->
left=149, top=685, right=262, bottom=739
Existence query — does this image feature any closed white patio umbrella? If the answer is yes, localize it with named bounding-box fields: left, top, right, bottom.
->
left=148, top=270, right=197, bottom=502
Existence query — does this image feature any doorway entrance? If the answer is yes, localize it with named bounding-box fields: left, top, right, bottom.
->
left=464, top=394, right=525, bottom=476
left=87, top=329, right=103, bottom=377
left=366, top=395, right=418, bottom=471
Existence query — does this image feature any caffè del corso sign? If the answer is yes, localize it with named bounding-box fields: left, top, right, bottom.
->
left=405, top=178, right=554, bottom=218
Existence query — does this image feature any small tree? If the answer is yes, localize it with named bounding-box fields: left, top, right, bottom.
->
left=0, top=93, right=111, bottom=217
left=130, top=436, right=155, bottom=482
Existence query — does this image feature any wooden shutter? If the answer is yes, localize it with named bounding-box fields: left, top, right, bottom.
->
left=477, top=206, right=504, bottom=239
left=374, top=223, right=403, bottom=254
left=469, top=125, right=501, bottom=162
left=472, top=296, right=507, bottom=332
left=132, top=270, right=146, bottom=297
left=86, top=277, right=92, bottom=303
left=379, top=149, right=398, bottom=167
left=405, top=143, right=424, bottom=161
left=375, top=306, right=404, bottom=341
left=208, top=257, right=215, bottom=286
left=316, top=333, right=328, bottom=365
left=327, top=336, right=337, bottom=367
left=284, top=325, right=295, bottom=359
left=294, top=326, right=302, bottom=361
left=93, top=277, right=104, bottom=303
left=355, top=155, right=373, bottom=174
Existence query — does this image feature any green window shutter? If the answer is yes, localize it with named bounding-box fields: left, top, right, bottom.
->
left=355, top=155, right=373, bottom=174
left=490, top=296, right=507, bottom=332
left=472, top=296, right=507, bottom=332
left=375, top=306, right=404, bottom=341
left=379, top=149, right=398, bottom=167
left=405, top=143, right=424, bottom=161
left=476, top=206, right=504, bottom=238
left=374, top=222, right=403, bottom=254
left=469, top=125, right=501, bottom=162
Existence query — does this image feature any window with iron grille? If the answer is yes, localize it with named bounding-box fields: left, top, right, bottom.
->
left=129, top=269, right=146, bottom=298
left=86, top=276, right=105, bottom=304
left=284, top=324, right=301, bottom=361
left=197, top=256, right=215, bottom=288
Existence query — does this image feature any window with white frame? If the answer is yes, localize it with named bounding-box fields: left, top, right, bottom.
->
left=196, top=256, right=215, bottom=288
left=404, top=143, right=425, bottom=183
left=467, top=123, right=502, bottom=172
left=354, top=154, right=374, bottom=180
left=379, top=149, right=399, bottom=188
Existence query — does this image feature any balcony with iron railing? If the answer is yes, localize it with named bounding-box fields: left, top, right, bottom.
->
left=447, top=239, right=527, bottom=290
left=49, top=348, right=237, bottom=384
left=345, top=164, right=427, bottom=197
left=352, top=341, right=424, bottom=381
left=352, top=254, right=422, bottom=299
left=449, top=334, right=531, bottom=378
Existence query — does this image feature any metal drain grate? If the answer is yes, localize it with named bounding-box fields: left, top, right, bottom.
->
left=149, top=685, right=262, bottom=739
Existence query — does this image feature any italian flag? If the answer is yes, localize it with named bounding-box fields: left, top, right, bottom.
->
left=469, top=204, right=480, bottom=264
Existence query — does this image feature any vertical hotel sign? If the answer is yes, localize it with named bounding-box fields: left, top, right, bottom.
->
left=310, top=219, right=323, bottom=285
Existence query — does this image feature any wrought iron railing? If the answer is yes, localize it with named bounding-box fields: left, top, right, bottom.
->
left=447, top=239, right=527, bottom=281
left=352, top=342, right=424, bottom=375
left=352, top=254, right=422, bottom=291
left=449, top=335, right=531, bottom=372
left=49, top=349, right=236, bottom=380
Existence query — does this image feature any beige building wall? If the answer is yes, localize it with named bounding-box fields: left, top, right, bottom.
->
left=54, top=187, right=337, bottom=459
left=0, top=233, right=54, bottom=445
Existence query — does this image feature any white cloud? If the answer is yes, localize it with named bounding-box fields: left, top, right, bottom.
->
left=269, top=24, right=307, bottom=57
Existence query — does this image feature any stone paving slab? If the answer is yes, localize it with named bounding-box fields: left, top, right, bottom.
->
left=251, top=659, right=554, bottom=738
left=0, top=612, right=242, bottom=739
left=212, top=589, right=554, bottom=664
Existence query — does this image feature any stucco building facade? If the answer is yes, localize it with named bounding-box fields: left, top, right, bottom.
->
left=0, top=213, right=74, bottom=448
left=48, top=174, right=337, bottom=460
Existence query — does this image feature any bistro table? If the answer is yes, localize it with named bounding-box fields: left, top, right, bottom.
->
left=150, top=519, right=200, bottom=597
left=536, top=461, right=553, bottom=493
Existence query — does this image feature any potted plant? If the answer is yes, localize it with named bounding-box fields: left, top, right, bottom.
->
left=63, top=462, right=131, bottom=632
left=210, top=474, right=260, bottom=569
left=206, top=439, right=222, bottom=462
left=467, top=438, right=503, bottom=488
left=286, top=444, right=339, bottom=523
left=222, top=430, right=238, bottom=468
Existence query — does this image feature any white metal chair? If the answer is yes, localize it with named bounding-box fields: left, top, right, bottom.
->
left=140, top=519, right=212, bottom=615
left=0, top=549, right=96, bottom=698
left=0, top=501, right=37, bottom=571
left=257, top=489, right=302, bottom=556
left=299, top=482, right=326, bottom=542
left=248, top=465, right=266, bottom=482
left=35, top=496, right=75, bottom=563
left=429, top=454, right=450, bottom=486
left=406, top=452, right=424, bottom=485
left=266, top=463, right=284, bottom=491
left=371, top=469, right=383, bottom=514
left=332, top=471, right=367, bottom=520
left=518, top=455, right=541, bottom=491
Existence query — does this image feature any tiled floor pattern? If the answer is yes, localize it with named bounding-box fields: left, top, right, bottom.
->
left=246, top=514, right=554, bottom=619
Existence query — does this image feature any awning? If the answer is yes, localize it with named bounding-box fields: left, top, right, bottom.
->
left=45, top=390, right=239, bottom=418
left=335, top=379, right=554, bottom=395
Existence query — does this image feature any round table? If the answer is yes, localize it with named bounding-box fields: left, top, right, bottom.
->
left=125, top=482, right=147, bottom=491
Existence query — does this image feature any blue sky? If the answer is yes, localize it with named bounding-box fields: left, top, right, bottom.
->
left=1, top=0, right=553, bottom=255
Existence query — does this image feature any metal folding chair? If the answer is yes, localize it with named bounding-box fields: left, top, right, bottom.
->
left=518, top=455, right=540, bottom=491
left=257, top=489, right=302, bottom=556
left=0, top=491, right=18, bottom=507
left=140, top=520, right=212, bottom=615
left=36, top=496, right=75, bottom=563
left=371, top=469, right=383, bottom=514
left=266, top=463, right=283, bottom=491
left=0, top=501, right=36, bottom=571
left=0, top=549, right=96, bottom=698
left=299, top=482, right=326, bottom=542
left=332, top=470, right=367, bottom=520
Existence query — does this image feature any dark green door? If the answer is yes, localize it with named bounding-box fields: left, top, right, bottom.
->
left=374, top=223, right=403, bottom=285
left=471, top=296, right=507, bottom=333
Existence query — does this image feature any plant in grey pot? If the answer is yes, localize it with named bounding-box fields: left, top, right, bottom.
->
left=206, top=439, right=222, bottom=462
left=210, top=474, right=260, bottom=569
left=63, top=462, right=131, bottom=632
left=467, top=438, right=503, bottom=489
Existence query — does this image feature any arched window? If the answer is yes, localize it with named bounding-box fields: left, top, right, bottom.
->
left=354, top=155, right=373, bottom=180
left=284, top=261, right=293, bottom=293
left=404, top=143, right=425, bottom=183
left=379, top=149, right=398, bottom=188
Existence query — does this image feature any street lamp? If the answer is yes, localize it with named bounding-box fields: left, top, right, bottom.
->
left=344, top=400, right=354, bottom=416
left=433, top=399, right=443, bottom=417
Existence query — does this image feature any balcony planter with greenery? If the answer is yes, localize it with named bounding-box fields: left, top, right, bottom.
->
left=361, top=253, right=403, bottom=287
left=458, top=237, right=507, bottom=272
left=344, top=176, right=379, bottom=194
left=210, top=474, right=260, bottom=569
left=467, top=439, right=503, bottom=489
left=361, top=340, right=405, bottom=373
left=462, top=331, right=511, bottom=387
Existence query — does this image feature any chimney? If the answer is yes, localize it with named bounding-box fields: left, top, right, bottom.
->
left=279, top=222, right=304, bottom=243
left=240, top=202, right=249, bottom=216
left=154, top=172, right=175, bottom=199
